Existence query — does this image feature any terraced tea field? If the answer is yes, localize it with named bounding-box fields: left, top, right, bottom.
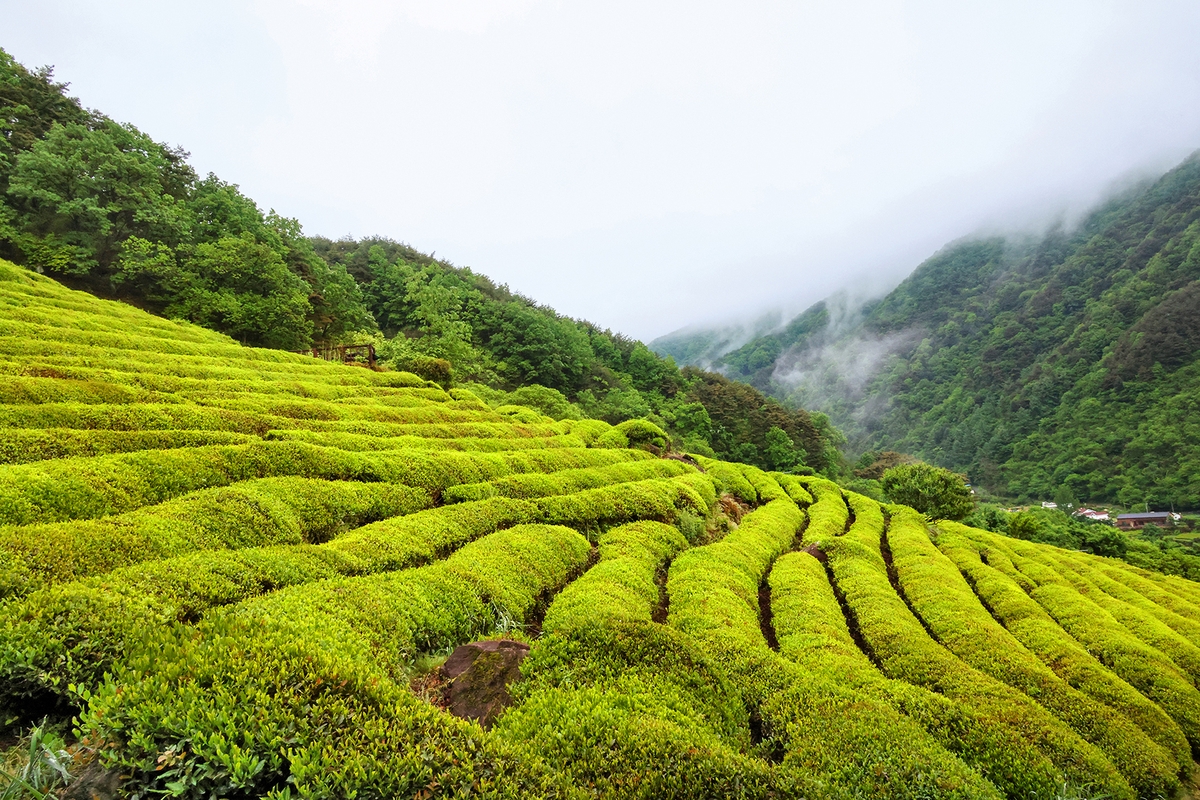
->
left=1, top=258, right=1198, bottom=799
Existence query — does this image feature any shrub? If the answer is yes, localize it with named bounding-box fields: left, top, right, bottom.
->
left=0, top=441, right=647, bottom=526
left=443, top=460, right=693, bottom=504
left=0, top=428, right=255, bottom=464
left=0, top=402, right=275, bottom=434
left=1045, top=550, right=1200, bottom=680
left=796, top=477, right=851, bottom=543
left=667, top=499, right=1004, bottom=798
left=960, top=527, right=1200, bottom=751
left=772, top=473, right=814, bottom=505
left=0, top=477, right=432, bottom=596
left=935, top=522, right=1191, bottom=766
left=76, top=525, right=591, bottom=799
left=534, top=475, right=715, bottom=539
left=881, top=462, right=974, bottom=520
left=542, top=521, right=687, bottom=633
left=692, top=455, right=757, bottom=504
left=496, top=622, right=797, bottom=799
left=0, top=497, right=544, bottom=721
left=889, top=516, right=1172, bottom=797
left=814, top=506, right=1081, bottom=798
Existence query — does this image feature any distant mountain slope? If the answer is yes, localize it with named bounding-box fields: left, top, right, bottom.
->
left=655, top=152, right=1200, bottom=507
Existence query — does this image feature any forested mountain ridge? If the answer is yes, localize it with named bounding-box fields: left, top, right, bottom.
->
left=0, top=47, right=841, bottom=474
left=656, top=152, right=1200, bottom=508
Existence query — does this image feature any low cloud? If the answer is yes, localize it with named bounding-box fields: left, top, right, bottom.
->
left=773, top=326, right=925, bottom=430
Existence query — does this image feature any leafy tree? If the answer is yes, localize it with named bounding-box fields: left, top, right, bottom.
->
left=881, top=462, right=974, bottom=520
left=116, top=234, right=313, bottom=349
left=661, top=401, right=713, bottom=445
left=1052, top=485, right=1077, bottom=511
left=0, top=50, right=88, bottom=186
left=7, top=120, right=193, bottom=274
left=854, top=450, right=914, bottom=480
left=763, top=426, right=803, bottom=472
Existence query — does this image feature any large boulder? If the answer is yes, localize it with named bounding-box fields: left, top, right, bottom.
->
left=442, top=639, right=529, bottom=728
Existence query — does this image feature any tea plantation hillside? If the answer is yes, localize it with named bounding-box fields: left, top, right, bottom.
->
left=3, top=260, right=1200, bottom=799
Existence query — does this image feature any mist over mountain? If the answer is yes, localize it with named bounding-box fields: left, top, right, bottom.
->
left=654, top=154, right=1200, bottom=508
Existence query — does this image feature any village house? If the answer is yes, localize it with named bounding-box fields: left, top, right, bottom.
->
left=1114, top=512, right=1174, bottom=531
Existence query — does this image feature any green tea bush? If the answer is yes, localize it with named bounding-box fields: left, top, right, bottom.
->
left=668, top=498, right=802, bottom=660
left=444, top=460, right=693, bottom=504
left=232, top=523, right=592, bottom=677
left=888, top=516, right=1174, bottom=797
left=768, top=551, right=1005, bottom=800
left=534, top=475, right=715, bottom=538
left=268, top=420, right=565, bottom=441
left=735, top=463, right=787, bottom=502
left=773, top=473, right=814, bottom=505
left=266, top=429, right=581, bottom=452
left=0, top=402, right=277, bottom=434
left=0, top=375, right=155, bottom=405
left=691, top=455, right=757, bottom=504
left=963, top=529, right=1200, bottom=751
left=494, top=405, right=551, bottom=424
left=593, top=419, right=670, bottom=453
left=0, top=497, right=543, bottom=719
left=0, top=428, right=255, bottom=463
left=76, top=623, right=570, bottom=800
left=799, top=480, right=852, bottom=543
left=0, top=441, right=646, bottom=526
left=1085, top=558, right=1200, bottom=631
left=495, top=623, right=802, bottom=800
left=816, top=506, right=1083, bottom=799
left=75, top=525, right=591, bottom=799
left=669, top=499, right=1002, bottom=798
left=324, top=497, right=538, bottom=571
left=1046, top=551, right=1200, bottom=679
left=558, top=418, right=613, bottom=446
left=0, top=441, right=356, bottom=525
left=935, top=523, right=1191, bottom=767
left=0, top=477, right=431, bottom=595
left=542, top=521, right=686, bottom=633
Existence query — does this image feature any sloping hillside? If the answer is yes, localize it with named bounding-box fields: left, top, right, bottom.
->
left=659, top=152, right=1200, bottom=507
left=2, top=262, right=1199, bottom=799
left=0, top=47, right=840, bottom=477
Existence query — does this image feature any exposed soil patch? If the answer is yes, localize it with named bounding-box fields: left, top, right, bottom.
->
left=440, top=639, right=530, bottom=729
left=652, top=561, right=672, bottom=624
left=880, top=525, right=940, bottom=643
left=840, top=494, right=856, bottom=535
left=802, top=542, right=827, bottom=563
left=664, top=453, right=703, bottom=469
left=60, top=758, right=122, bottom=800
left=718, top=493, right=750, bottom=524
left=410, top=668, right=450, bottom=712
left=821, top=554, right=880, bottom=668
left=758, top=579, right=779, bottom=651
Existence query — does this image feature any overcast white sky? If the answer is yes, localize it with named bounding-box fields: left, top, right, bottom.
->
left=5, top=1, right=1200, bottom=339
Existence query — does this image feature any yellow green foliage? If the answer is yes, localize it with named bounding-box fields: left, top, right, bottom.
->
left=3, top=261, right=1200, bottom=800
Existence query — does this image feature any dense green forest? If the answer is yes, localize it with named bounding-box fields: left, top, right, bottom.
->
left=656, top=155, right=1200, bottom=509
left=0, top=48, right=840, bottom=475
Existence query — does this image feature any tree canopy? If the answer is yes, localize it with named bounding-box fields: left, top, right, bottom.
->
left=881, top=462, right=975, bottom=520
